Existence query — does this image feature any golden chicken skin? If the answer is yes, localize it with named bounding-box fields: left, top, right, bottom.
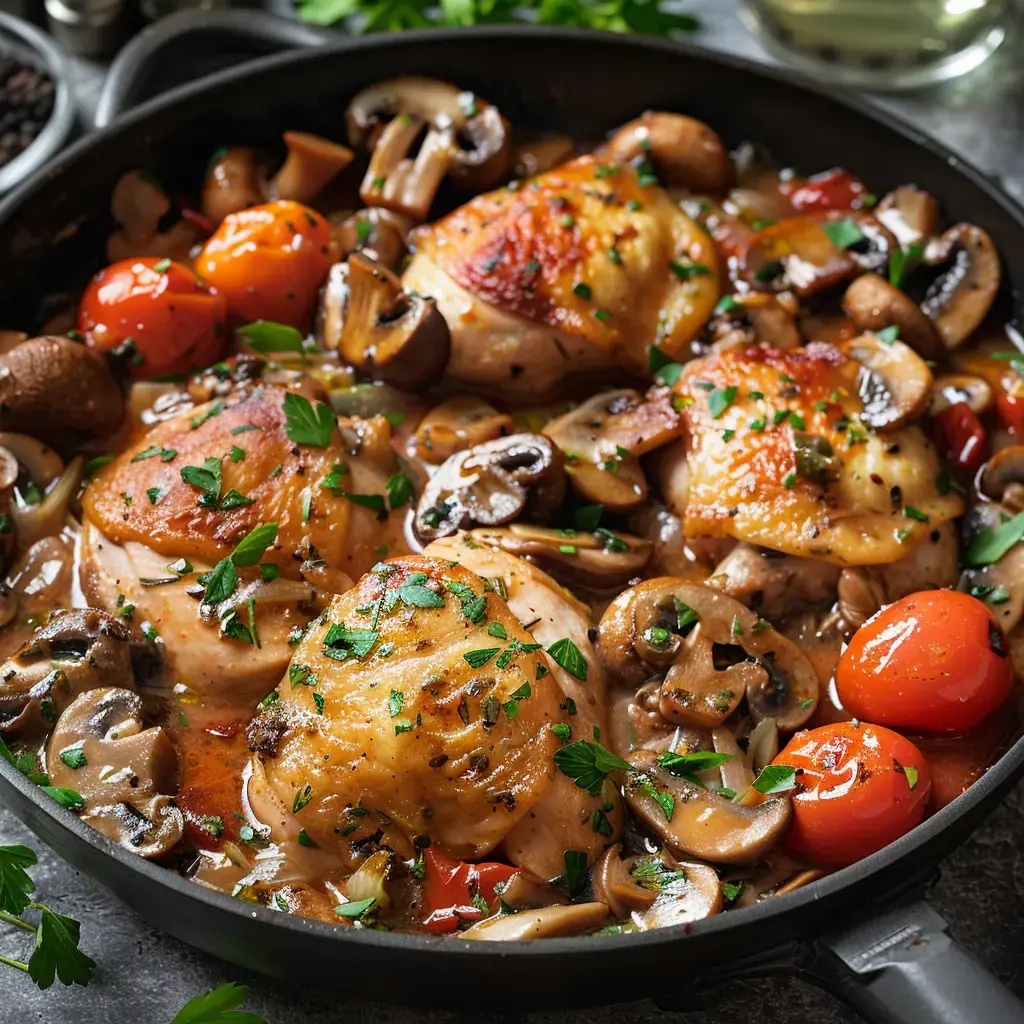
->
left=664, top=342, right=964, bottom=565
left=403, top=155, right=719, bottom=394
left=80, top=384, right=403, bottom=698
left=247, top=557, right=568, bottom=862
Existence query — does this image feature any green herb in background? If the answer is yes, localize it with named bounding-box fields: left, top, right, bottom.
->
left=296, top=0, right=700, bottom=36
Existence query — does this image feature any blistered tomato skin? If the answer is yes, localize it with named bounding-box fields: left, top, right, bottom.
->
left=776, top=722, right=930, bottom=869
left=78, top=257, right=228, bottom=380
left=194, top=200, right=335, bottom=327
left=836, top=590, right=1013, bottom=734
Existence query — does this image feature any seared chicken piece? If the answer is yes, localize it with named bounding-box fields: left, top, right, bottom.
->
left=404, top=155, right=719, bottom=394
left=664, top=343, right=964, bottom=565
left=81, top=384, right=402, bottom=699
left=249, top=557, right=567, bottom=862
left=83, top=384, right=400, bottom=575
left=426, top=533, right=621, bottom=878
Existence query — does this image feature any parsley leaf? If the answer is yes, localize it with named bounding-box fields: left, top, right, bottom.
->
left=334, top=896, right=377, bottom=919
left=386, top=472, right=415, bottom=509
left=169, top=982, right=266, bottom=1024
left=237, top=320, right=307, bottom=357
left=464, top=647, right=500, bottom=669
left=0, top=845, right=36, bottom=915
left=180, top=457, right=222, bottom=503
left=283, top=391, right=336, bottom=447
left=323, top=623, right=378, bottom=660
left=823, top=217, right=865, bottom=250
left=231, top=522, right=279, bottom=567
left=707, top=386, right=737, bottom=418
left=965, top=512, right=1024, bottom=567
left=657, top=750, right=733, bottom=778
left=562, top=850, right=588, bottom=898
left=41, top=787, right=84, bottom=811
left=553, top=740, right=632, bottom=794
left=547, top=637, right=588, bottom=681
left=28, top=907, right=96, bottom=989
left=751, top=764, right=797, bottom=794
left=388, top=689, right=404, bottom=717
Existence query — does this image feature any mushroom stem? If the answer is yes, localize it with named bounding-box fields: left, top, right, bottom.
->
left=271, top=131, right=354, bottom=205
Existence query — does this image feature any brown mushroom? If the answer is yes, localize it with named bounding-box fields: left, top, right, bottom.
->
left=270, top=131, right=354, bottom=204
left=332, top=207, right=413, bottom=271
left=843, top=332, right=933, bottom=430
left=835, top=567, right=886, bottom=632
left=876, top=186, right=940, bottom=247
left=598, top=579, right=819, bottom=731
left=738, top=212, right=896, bottom=297
left=727, top=851, right=827, bottom=909
left=922, top=224, right=1000, bottom=349
left=625, top=749, right=791, bottom=864
left=929, top=373, right=993, bottom=417
left=414, top=434, right=564, bottom=544
left=107, top=170, right=199, bottom=262
left=542, top=389, right=684, bottom=514
left=411, top=396, right=514, bottom=465
left=46, top=686, right=182, bottom=858
left=316, top=253, right=450, bottom=390
left=461, top=902, right=609, bottom=941
left=495, top=870, right=570, bottom=910
left=592, top=843, right=722, bottom=930
left=980, top=446, right=1024, bottom=506
left=347, top=78, right=510, bottom=221
left=958, top=502, right=1024, bottom=634
left=468, top=523, right=653, bottom=589
left=201, top=147, right=262, bottom=226
left=604, top=111, right=734, bottom=193
left=705, top=293, right=802, bottom=351
left=842, top=273, right=945, bottom=363
left=0, top=336, right=125, bottom=449
left=511, top=136, right=575, bottom=178
left=0, top=609, right=145, bottom=738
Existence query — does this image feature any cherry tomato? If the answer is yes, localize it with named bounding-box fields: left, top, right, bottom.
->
left=836, top=590, right=1013, bottom=734
left=421, top=845, right=518, bottom=934
left=934, top=402, right=988, bottom=474
left=997, top=392, right=1024, bottom=438
left=78, top=257, right=227, bottom=380
left=776, top=721, right=930, bottom=869
left=195, top=200, right=335, bottom=327
left=785, top=168, right=869, bottom=212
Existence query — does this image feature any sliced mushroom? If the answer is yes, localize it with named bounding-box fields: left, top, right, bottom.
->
left=922, top=224, right=1000, bottom=349
left=625, top=749, right=791, bottom=864
left=705, top=293, right=802, bottom=351
left=929, top=373, right=992, bottom=417
left=842, top=273, right=945, bottom=363
left=461, top=902, right=609, bottom=941
left=728, top=850, right=827, bottom=909
left=468, top=523, right=652, bottom=588
left=412, top=396, right=514, bottom=465
left=332, top=208, right=412, bottom=270
left=958, top=502, right=1024, bottom=633
left=107, top=170, right=199, bottom=262
left=0, top=336, right=125, bottom=448
left=835, top=567, right=886, bottom=632
left=269, top=131, right=354, bottom=204
left=542, top=389, right=683, bottom=514
left=0, top=609, right=148, bottom=737
left=347, top=78, right=510, bottom=221
left=604, top=111, right=734, bottom=193
left=709, top=543, right=840, bottom=621
left=495, top=870, right=570, bottom=910
left=592, top=844, right=722, bottom=929
left=738, top=213, right=896, bottom=297
left=414, top=434, right=564, bottom=544
left=876, top=185, right=940, bottom=247
left=46, top=687, right=182, bottom=858
left=511, top=136, right=575, bottom=178
left=843, top=332, right=933, bottom=430
left=316, top=253, right=450, bottom=390
left=599, top=579, right=819, bottom=731
left=980, top=446, right=1024, bottom=506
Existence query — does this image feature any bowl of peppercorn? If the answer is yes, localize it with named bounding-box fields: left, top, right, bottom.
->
left=0, top=12, right=74, bottom=195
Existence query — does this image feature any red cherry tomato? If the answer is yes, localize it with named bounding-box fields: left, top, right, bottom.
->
left=78, top=257, right=227, bottom=380
left=785, top=168, right=869, bottom=212
left=195, top=200, right=335, bottom=327
left=421, top=846, right=518, bottom=934
left=776, top=721, right=930, bottom=869
left=836, top=590, right=1013, bottom=733
left=997, top=392, right=1024, bottom=438
left=934, top=401, right=988, bottom=474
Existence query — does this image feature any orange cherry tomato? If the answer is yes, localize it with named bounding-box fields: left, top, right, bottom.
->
left=194, top=200, right=335, bottom=327
left=78, top=257, right=227, bottom=380
left=421, top=845, right=518, bottom=934
left=776, top=721, right=930, bottom=869
left=836, top=590, right=1013, bottom=734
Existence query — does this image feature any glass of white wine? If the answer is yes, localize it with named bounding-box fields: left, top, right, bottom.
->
left=743, top=0, right=1009, bottom=90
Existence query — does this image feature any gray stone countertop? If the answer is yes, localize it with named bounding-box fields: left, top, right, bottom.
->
left=4, top=1, right=1024, bottom=1020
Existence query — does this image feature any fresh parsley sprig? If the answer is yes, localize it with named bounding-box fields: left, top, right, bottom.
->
left=170, top=982, right=268, bottom=1023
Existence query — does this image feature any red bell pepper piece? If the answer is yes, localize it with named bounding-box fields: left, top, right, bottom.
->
left=935, top=402, right=988, bottom=475
left=786, top=168, right=869, bottom=213
left=421, top=846, right=518, bottom=935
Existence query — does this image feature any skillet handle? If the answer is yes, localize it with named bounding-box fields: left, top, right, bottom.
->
left=807, top=899, right=1024, bottom=1024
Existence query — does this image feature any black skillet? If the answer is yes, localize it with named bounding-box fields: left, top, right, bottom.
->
left=1, top=27, right=1023, bottom=1024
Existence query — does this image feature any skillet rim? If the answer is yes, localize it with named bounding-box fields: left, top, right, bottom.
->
left=1, top=23, right=1023, bottom=962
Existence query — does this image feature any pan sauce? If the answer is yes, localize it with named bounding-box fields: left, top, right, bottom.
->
left=0, top=80, right=1021, bottom=939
